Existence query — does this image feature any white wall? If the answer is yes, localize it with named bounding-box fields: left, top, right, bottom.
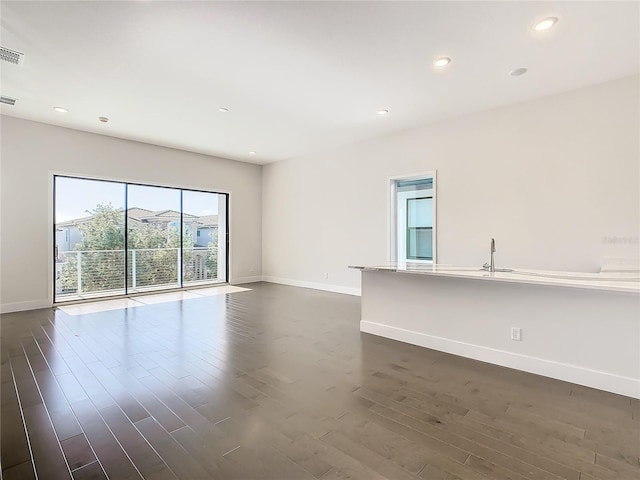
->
left=0, top=116, right=262, bottom=313
left=262, top=75, right=640, bottom=293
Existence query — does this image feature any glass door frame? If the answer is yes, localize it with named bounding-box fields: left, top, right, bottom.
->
left=53, top=174, right=230, bottom=303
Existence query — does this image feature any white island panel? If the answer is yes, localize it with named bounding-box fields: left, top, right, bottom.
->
left=358, top=268, right=640, bottom=398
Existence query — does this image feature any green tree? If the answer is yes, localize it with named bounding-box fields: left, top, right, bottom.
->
left=128, top=223, right=181, bottom=288
left=77, top=203, right=125, bottom=250
left=58, top=203, right=125, bottom=293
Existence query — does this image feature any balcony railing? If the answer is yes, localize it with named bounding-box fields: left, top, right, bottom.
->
left=55, top=247, right=220, bottom=301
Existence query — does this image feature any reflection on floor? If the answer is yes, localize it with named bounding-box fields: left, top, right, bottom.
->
left=58, top=285, right=251, bottom=315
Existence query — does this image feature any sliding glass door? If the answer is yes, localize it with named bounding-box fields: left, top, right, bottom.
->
left=127, top=185, right=182, bottom=293
left=54, top=176, right=228, bottom=303
left=55, top=177, right=126, bottom=299
left=182, top=190, right=227, bottom=287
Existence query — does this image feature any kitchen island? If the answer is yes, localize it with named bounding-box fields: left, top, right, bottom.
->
left=350, top=264, right=640, bottom=398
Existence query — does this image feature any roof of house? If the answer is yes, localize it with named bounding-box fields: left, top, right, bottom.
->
left=57, top=208, right=217, bottom=227
left=127, top=207, right=153, bottom=220
left=56, top=214, right=94, bottom=227
left=197, top=215, right=219, bottom=227
left=141, top=209, right=198, bottom=220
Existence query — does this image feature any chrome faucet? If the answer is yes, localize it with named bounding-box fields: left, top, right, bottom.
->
left=483, top=238, right=496, bottom=272
left=490, top=238, right=496, bottom=272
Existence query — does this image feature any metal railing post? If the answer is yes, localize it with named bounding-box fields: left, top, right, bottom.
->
left=76, top=251, right=82, bottom=293
left=177, top=247, right=181, bottom=284
left=132, top=249, right=137, bottom=289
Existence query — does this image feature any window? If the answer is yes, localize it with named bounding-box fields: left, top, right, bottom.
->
left=390, top=174, right=436, bottom=263
left=54, top=175, right=229, bottom=302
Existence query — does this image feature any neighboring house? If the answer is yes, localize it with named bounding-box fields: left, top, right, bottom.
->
left=55, top=216, right=91, bottom=253
left=195, top=214, right=219, bottom=247
left=55, top=208, right=218, bottom=252
left=127, top=208, right=200, bottom=246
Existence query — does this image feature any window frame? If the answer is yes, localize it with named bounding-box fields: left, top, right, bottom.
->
left=51, top=173, right=230, bottom=304
left=389, top=171, right=437, bottom=265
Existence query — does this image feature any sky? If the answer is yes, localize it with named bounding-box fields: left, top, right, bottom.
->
left=55, top=177, right=220, bottom=222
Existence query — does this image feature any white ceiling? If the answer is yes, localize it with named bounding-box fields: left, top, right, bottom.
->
left=1, top=1, right=638, bottom=165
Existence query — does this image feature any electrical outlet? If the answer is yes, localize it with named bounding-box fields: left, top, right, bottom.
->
left=324, top=272, right=329, bottom=279
left=511, top=327, right=522, bottom=341
left=249, top=265, right=255, bottom=273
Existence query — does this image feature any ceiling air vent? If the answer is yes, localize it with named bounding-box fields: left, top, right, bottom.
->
left=0, top=46, right=24, bottom=66
left=0, top=96, right=17, bottom=106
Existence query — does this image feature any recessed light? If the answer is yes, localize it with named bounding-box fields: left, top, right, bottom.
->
left=219, top=107, right=229, bottom=113
left=509, top=67, right=528, bottom=77
left=53, top=107, right=68, bottom=113
left=249, top=151, right=256, bottom=155
left=377, top=109, right=389, bottom=116
left=533, top=17, right=558, bottom=31
left=98, top=116, right=109, bottom=123
left=433, top=57, right=451, bottom=69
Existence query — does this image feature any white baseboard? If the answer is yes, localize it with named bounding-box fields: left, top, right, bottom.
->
left=230, top=275, right=264, bottom=285
left=1, top=299, right=52, bottom=314
left=360, top=320, right=640, bottom=399
left=262, top=276, right=361, bottom=296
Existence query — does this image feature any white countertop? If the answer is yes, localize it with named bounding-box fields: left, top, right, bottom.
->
left=349, top=263, right=640, bottom=294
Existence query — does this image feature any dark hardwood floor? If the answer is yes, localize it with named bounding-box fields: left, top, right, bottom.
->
left=1, top=282, right=638, bottom=480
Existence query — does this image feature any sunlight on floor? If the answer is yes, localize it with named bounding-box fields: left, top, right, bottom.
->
left=57, top=285, right=251, bottom=315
